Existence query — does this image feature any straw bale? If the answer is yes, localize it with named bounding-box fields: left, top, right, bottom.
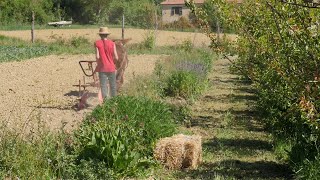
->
left=154, top=134, right=202, bottom=170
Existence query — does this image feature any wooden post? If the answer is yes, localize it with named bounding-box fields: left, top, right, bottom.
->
left=154, top=6, right=158, bottom=48
left=155, top=8, right=158, bottom=31
left=122, top=14, right=125, bottom=39
left=31, top=11, right=35, bottom=43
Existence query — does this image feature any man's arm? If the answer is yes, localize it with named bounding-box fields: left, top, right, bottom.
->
left=95, top=47, right=100, bottom=61
left=114, top=44, right=119, bottom=61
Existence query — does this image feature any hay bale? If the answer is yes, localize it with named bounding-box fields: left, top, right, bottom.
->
left=154, top=134, right=202, bottom=170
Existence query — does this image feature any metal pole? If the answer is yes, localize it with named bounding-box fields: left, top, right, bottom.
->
left=31, top=11, right=35, bottom=43
left=122, top=14, right=125, bottom=39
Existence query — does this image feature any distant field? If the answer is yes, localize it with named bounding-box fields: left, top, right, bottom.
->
left=0, top=28, right=236, bottom=47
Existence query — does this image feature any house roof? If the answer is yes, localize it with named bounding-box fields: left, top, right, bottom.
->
left=160, top=0, right=205, bottom=5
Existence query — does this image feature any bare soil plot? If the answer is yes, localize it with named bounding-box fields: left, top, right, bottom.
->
left=0, top=28, right=236, bottom=47
left=0, top=54, right=163, bottom=132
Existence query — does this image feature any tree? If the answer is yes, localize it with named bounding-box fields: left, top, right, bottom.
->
left=0, top=0, right=54, bottom=25
left=187, top=0, right=320, bottom=178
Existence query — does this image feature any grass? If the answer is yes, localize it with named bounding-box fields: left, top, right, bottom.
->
left=0, top=38, right=213, bottom=178
left=150, top=57, right=293, bottom=179
left=0, top=35, right=93, bottom=62
left=0, top=34, right=199, bottom=63
left=0, top=31, right=292, bottom=179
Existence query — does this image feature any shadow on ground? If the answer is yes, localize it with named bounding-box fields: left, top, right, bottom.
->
left=191, top=109, right=264, bottom=132
left=176, top=160, right=293, bottom=180
left=204, top=138, right=273, bottom=152
left=184, top=68, right=293, bottom=179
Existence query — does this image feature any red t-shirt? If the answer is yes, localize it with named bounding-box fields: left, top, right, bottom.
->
left=95, top=39, right=116, bottom=72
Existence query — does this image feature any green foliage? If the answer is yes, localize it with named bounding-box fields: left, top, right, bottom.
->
left=0, top=0, right=55, bottom=25
left=162, top=16, right=194, bottom=31
left=123, top=75, right=161, bottom=99
left=63, top=159, right=113, bottom=180
left=170, top=104, right=192, bottom=126
left=73, top=96, right=176, bottom=176
left=180, top=39, right=193, bottom=52
left=0, top=0, right=159, bottom=27
left=297, top=155, right=320, bottom=180
left=108, top=0, right=157, bottom=28
left=76, top=119, right=144, bottom=176
left=69, top=36, right=90, bottom=48
left=164, top=70, right=203, bottom=98
left=0, top=35, right=94, bottom=63
left=0, top=121, right=112, bottom=179
left=0, top=46, right=49, bottom=62
left=187, top=0, right=320, bottom=176
left=158, top=50, right=213, bottom=99
left=127, top=32, right=157, bottom=51
left=0, top=126, right=69, bottom=179
left=141, top=32, right=156, bottom=50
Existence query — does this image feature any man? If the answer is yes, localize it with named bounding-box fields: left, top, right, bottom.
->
left=95, top=27, right=119, bottom=101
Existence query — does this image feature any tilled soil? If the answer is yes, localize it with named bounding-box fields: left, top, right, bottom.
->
left=0, top=54, right=163, bottom=133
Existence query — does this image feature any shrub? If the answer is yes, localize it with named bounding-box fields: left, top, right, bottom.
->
left=75, top=119, right=143, bottom=176
left=162, top=16, right=194, bottom=30
left=73, top=96, right=176, bottom=176
left=164, top=70, right=204, bottom=99
left=123, top=75, right=161, bottom=100
left=141, top=32, right=156, bottom=50
left=180, top=39, right=193, bottom=52
left=0, top=128, right=70, bottom=179
left=160, top=50, right=213, bottom=99
left=70, top=36, right=90, bottom=48
left=297, top=155, right=320, bottom=180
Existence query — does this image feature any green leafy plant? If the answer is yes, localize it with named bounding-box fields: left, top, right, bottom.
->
left=73, top=96, right=176, bottom=176
left=141, top=32, right=156, bottom=50
left=70, top=36, right=90, bottom=48
left=297, top=155, right=320, bottom=180
left=180, top=39, right=193, bottom=52
left=76, top=118, right=144, bottom=176
left=164, top=70, right=203, bottom=98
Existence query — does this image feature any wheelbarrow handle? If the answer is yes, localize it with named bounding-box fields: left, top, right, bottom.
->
left=79, top=60, right=96, bottom=77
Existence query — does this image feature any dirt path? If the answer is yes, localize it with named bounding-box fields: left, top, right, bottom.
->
left=176, top=57, right=292, bottom=179
left=0, top=54, right=163, bottom=133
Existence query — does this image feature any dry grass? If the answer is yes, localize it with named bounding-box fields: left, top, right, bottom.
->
left=0, top=28, right=237, bottom=47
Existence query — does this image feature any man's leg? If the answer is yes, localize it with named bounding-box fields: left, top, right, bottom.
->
left=107, top=72, right=117, bottom=97
left=99, top=72, right=108, bottom=99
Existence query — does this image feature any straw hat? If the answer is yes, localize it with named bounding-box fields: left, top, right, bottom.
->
left=98, top=27, right=110, bottom=35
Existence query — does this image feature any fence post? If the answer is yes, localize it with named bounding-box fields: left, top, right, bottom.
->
left=31, top=11, right=35, bottom=43
left=154, top=5, right=158, bottom=47
left=122, top=14, right=125, bottom=39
